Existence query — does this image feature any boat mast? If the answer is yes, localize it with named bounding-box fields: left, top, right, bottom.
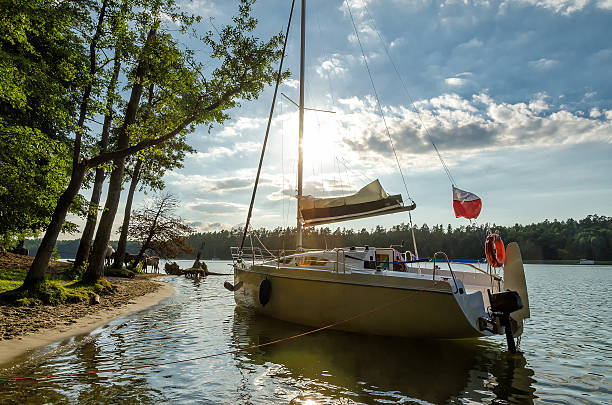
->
left=296, top=0, right=305, bottom=251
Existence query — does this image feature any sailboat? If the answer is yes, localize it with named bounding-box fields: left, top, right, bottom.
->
left=229, top=0, right=530, bottom=352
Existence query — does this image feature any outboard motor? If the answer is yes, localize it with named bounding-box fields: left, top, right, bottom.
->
left=488, top=289, right=523, bottom=353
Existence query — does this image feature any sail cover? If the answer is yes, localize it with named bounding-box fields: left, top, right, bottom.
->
left=298, top=179, right=415, bottom=227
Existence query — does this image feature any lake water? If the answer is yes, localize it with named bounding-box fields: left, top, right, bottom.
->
left=0, top=262, right=610, bottom=404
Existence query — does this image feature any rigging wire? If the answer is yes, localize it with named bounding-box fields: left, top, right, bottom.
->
left=346, top=0, right=421, bottom=261
left=344, top=0, right=414, bottom=204
left=314, top=8, right=341, bottom=199
left=239, top=0, right=296, bottom=251
left=280, top=98, right=286, bottom=227
left=358, top=0, right=457, bottom=186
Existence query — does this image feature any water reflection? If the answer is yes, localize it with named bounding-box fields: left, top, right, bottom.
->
left=231, top=307, right=536, bottom=404
left=7, top=263, right=609, bottom=403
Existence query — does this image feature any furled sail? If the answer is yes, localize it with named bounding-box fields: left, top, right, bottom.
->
left=298, top=179, right=416, bottom=227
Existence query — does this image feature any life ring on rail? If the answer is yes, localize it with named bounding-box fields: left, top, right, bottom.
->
left=485, top=233, right=505, bottom=268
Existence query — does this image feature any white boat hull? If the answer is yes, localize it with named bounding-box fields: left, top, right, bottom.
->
left=233, top=263, right=491, bottom=339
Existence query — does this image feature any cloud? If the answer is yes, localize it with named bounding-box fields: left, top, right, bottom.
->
left=590, top=108, right=602, bottom=118
left=181, top=0, right=220, bottom=16
left=186, top=199, right=248, bottom=215
left=389, top=37, right=405, bottom=48
left=528, top=58, right=560, bottom=70
left=457, top=38, right=484, bottom=49
left=599, top=0, right=612, bottom=9
left=336, top=92, right=612, bottom=161
left=316, top=54, right=352, bottom=77
left=283, top=79, right=299, bottom=89
left=507, top=0, right=590, bottom=15
left=267, top=178, right=356, bottom=201
left=192, top=146, right=234, bottom=160
left=167, top=173, right=254, bottom=194
left=445, top=77, right=467, bottom=86
left=215, top=117, right=266, bottom=138
left=191, top=141, right=260, bottom=161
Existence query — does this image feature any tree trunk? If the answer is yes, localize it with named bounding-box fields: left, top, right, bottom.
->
left=83, top=157, right=127, bottom=283
left=83, top=26, right=157, bottom=283
left=73, top=45, right=122, bottom=270
left=73, top=167, right=105, bottom=270
left=113, top=158, right=142, bottom=268
left=23, top=164, right=87, bottom=287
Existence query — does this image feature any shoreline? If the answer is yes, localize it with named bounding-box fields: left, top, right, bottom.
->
left=0, top=279, right=174, bottom=366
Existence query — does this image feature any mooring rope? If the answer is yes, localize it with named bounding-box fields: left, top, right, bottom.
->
left=0, top=292, right=415, bottom=381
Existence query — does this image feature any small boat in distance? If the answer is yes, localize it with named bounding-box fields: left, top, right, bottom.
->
left=579, top=259, right=595, bottom=265
left=230, top=0, right=530, bottom=353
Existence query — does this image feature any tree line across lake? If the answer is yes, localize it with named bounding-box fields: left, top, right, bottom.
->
left=26, top=215, right=612, bottom=262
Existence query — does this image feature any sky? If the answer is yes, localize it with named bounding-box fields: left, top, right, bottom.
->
left=68, top=0, right=612, bottom=239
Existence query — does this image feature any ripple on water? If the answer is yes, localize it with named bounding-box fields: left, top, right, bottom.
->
left=0, top=262, right=610, bottom=404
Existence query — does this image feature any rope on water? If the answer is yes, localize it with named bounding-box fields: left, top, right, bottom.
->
left=0, top=292, right=415, bottom=381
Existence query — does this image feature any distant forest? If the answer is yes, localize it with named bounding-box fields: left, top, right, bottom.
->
left=24, top=215, right=611, bottom=262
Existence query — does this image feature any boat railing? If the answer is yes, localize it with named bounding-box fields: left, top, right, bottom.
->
left=335, top=249, right=346, bottom=273
left=230, top=246, right=278, bottom=264
left=230, top=247, right=325, bottom=265
left=432, top=251, right=460, bottom=294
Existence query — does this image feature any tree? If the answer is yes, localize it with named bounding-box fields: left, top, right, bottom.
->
left=0, top=0, right=88, bottom=247
left=73, top=41, right=123, bottom=271
left=82, top=0, right=287, bottom=282
left=20, top=0, right=286, bottom=287
left=127, top=193, right=194, bottom=262
left=112, top=91, right=195, bottom=268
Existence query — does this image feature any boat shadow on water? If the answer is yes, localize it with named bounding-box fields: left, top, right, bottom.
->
left=231, top=307, right=537, bottom=404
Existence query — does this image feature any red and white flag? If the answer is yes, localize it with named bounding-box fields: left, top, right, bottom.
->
left=452, top=186, right=482, bottom=219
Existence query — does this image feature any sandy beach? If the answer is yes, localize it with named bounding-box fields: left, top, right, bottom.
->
left=0, top=277, right=174, bottom=366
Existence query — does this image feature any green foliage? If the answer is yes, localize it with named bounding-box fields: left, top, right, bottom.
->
left=67, top=261, right=87, bottom=281
left=105, top=266, right=138, bottom=278
left=0, top=276, right=115, bottom=306
left=0, top=260, right=117, bottom=305
left=0, top=124, right=73, bottom=245
left=0, top=0, right=87, bottom=137
left=0, top=0, right=89, bottom=245
left=0, top=268, right=28, bottom=292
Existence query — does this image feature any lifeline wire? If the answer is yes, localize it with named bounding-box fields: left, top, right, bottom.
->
left=0, top=292, right=415, bottom=381
left=358, top=0, right=456, bottom=186
left=344, top=0, right=414, bottom=204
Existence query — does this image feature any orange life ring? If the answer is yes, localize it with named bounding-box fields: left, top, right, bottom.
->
left=394, top=249, right=406, bottom=272
left=485, top=233, right=505, bottom=268
left=395, top=259, right=406, bottom=272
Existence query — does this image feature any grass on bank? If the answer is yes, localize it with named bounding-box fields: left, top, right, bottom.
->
left=0, top=263, right=140, bottom=306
